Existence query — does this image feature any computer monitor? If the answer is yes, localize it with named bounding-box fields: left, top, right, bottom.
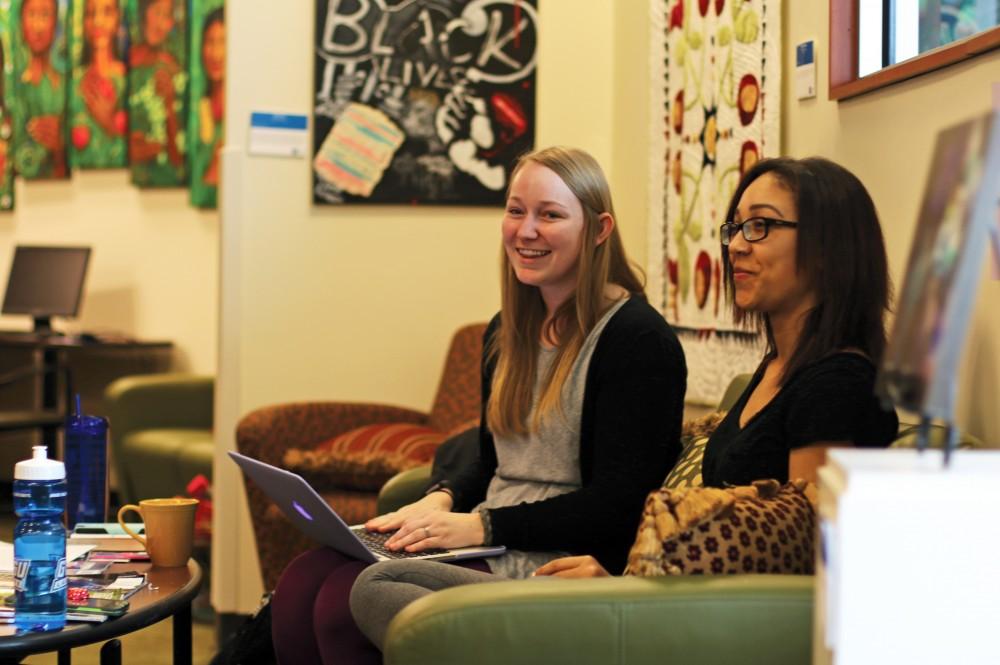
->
left=877, top=111, right=1000, bottom=421
left=2, top=246, right=92, bottom=333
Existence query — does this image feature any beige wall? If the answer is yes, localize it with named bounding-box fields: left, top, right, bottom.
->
left=212, top=1, right=1000, bottom=613
left=0, top=174, right=220, bottom=374
left=783, top=3, right=1000, bottom=446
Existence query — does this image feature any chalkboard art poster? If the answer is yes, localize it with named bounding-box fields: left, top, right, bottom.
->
left=312, top=0, right=537, bottom=206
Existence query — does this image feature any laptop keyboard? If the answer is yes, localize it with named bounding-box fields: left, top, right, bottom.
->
left=351, top=527, right=449, bottom=559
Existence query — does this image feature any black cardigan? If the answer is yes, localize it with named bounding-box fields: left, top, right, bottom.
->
left=447, top=297, right=687, bottom=573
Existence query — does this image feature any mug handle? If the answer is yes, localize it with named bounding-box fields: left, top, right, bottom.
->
left=117, top=504, right=148, bottom=548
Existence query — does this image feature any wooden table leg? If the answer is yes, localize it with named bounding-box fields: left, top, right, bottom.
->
left=173, top=603, right=192, bottom=665
left=100, top=639, right=121, bottom=665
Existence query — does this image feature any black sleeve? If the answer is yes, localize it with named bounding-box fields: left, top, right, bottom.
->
left=783, top=355, right=897, bottom=449
left=445, top=314, right=500, bottom=511
left=486, top=307, right=687, bottom=563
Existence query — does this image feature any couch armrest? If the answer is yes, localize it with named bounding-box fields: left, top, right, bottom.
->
left=376, top=466, right=432, bottom=515
left=385, top=575, right=813, bottom=665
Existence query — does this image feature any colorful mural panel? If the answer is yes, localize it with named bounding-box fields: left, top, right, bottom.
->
left=187, top=0, right=222, bottom=208
left=11, top=0, right=69, bottom=180
left=69, top=0, right=128, bottom=169
left=0, top=1, right=15, bottom=208
left=126, top=0, right=186, bottom=187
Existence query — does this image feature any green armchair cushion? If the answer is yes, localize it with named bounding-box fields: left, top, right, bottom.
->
left=104, top=374, right=214, bottom=505
left=384, top=574, right=814, bottom=665
left=121, top=428, right=214, bottom=502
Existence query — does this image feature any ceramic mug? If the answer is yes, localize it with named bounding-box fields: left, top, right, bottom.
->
left=117, top=498, right=199, bottom=567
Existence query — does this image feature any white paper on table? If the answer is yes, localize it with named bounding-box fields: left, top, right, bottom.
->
left=0, top=541, right=94, bottom=572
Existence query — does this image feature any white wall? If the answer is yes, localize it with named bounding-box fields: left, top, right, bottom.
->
left=213, top=0, right=618, bottom=613
left=0, top=173, right=220, bottom=374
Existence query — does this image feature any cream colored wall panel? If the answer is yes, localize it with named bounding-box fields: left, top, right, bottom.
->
left=0, top=171, right=219, bottom=373
left=783, top=2, right=1000, bottom=445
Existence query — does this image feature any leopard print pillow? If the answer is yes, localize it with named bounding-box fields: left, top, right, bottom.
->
left=625, top=479, right=817, bottom=576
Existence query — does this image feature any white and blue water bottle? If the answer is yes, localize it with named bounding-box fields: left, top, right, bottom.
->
left=13, top=445, right=67, bottom=631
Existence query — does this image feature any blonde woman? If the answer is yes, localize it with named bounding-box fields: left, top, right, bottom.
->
left=271, top=147, right=687, bottom=665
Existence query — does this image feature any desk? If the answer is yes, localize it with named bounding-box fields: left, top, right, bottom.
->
left=0, top=334, right=172, bottom=446
left=0, top=559, right=202, bottom=665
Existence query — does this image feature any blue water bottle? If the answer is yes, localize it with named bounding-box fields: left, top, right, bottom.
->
left=64, top=395, right=109, bottom=528
left=13, top=445, right=67, bottom=631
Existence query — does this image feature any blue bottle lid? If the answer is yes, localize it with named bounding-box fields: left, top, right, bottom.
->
left=14, top=446, right=65, bottom=481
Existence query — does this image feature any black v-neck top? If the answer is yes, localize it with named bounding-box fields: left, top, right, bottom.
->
left=702, top=353, right=899, bottom=487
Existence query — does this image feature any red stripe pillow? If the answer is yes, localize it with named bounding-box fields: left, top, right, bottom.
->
left=282, top=424, right=446, bottom=492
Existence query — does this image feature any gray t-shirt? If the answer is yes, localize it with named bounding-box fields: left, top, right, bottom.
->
left=475, top=298, right=628, bottom=578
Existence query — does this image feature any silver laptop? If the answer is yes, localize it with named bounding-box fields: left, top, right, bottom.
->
left=228, top=451, right=506, bottom=563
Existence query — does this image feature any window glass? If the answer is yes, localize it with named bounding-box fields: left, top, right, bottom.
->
left=858, top=0, right=999, bottom=76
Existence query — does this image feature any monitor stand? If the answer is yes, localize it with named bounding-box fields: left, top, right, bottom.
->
left=32, top=316, right=53, bottom=335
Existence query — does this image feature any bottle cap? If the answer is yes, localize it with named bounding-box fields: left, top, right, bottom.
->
left=14, top=445, right=66, bottom=481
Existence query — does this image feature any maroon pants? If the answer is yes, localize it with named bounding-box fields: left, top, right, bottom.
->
left=271, top=548, right=489, bottom=665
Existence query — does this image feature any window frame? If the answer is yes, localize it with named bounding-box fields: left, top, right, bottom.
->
left=829, top=0, right=1000, bottom=101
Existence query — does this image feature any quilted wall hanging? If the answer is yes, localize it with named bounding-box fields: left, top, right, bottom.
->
left=648, top=0, right=780, bottom=404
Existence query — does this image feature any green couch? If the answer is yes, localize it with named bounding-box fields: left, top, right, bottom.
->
left=104, top=374, right=214, bottom=505
left=375, top=375, right=985, bottom=665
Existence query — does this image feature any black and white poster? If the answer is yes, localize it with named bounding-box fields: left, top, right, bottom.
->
left=312, top=0, right=537, bottom=205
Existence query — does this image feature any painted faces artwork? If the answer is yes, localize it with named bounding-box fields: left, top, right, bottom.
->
left=188, top=0, right=224, bottom=208
left=70, top=0, right=127, bottom=168
left=502, top=161, right=586, bottom=309
left=0, top=9, right=15, bottom=209
left=127, top=0, right=186, bottom=187
left=12, top=0, right=69, bottom=179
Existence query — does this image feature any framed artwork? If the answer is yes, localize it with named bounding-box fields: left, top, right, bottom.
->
left=187, top=0, right=223, bottom=208
left=11, top=0, right=69, bottom=180
left=69, top=0, right=128, bottom=169
left=126, top=0, right=186, bottom=187
left=312, top=0, right=538, bottom=205
left=0, top=1, right=15, bottom=208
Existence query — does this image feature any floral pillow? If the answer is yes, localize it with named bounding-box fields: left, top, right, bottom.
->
left=625, top=479, right=817, bottom=576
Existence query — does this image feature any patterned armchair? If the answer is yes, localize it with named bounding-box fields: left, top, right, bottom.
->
left=236, top=323, right=486, bottom=590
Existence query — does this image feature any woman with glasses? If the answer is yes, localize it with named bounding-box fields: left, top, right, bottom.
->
left=703, top=156, right=899, bottom=488
left=531, top=156, right=899, bottom=580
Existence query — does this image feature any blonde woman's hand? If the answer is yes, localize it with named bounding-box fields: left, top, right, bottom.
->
left=384, top=511, right=485, bottom=552
left=364, top=491, right=454, bottom=533
left=533, top=556, right=610, bottom=578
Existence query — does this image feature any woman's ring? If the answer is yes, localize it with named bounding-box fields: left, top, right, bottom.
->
left=423, top=527, right=431, bottom=539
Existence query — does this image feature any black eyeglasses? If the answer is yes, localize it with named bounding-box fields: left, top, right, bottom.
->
left=719, top=217, right=799, bottom=246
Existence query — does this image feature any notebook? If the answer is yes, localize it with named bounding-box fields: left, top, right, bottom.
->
left=228, top=451, right=506, bottom=563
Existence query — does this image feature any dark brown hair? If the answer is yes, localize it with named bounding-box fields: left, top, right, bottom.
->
left=722, top=157, right=892, bottom=383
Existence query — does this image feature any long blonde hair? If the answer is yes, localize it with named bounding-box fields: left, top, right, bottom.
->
left=486, top=146, right=644, bottom=437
